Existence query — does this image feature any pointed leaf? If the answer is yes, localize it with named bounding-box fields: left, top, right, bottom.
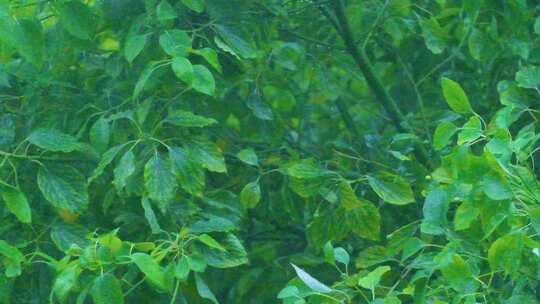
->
left=1, top=188, right=31, bottom=224
left=441, top=78, right=473, bottom=113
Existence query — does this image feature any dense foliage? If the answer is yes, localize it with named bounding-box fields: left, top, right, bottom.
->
left=1, top=0, right=540, bottom=303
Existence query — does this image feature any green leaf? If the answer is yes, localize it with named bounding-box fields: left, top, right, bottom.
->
left=433, top=122, right=458, bottom=150
left=198, top=234, right=226, bottom=251
left=188, top=139, right=227, bottom=173
left=286, top=160, right=328, bottom=179
left=515, top=66, right=540, bottom=89
left=334, top=247, right=349, bottom=266
left=439, top=254, right=476, bottom=293
left=457, top=116, right=482, bottom=145
left=240, top=181, right=261, bottom=209
left=131, top=253, right=170, bottom=291
left=1, top=187, right=31, bottom=224
left=0, top=240, right=25, bottom=277
left=38, top=164, right=89, bottom=214
left=358, top=266, right=391, bottom=290
left=125, top=34, right=147, bottom=64
left=344, top=204, right=381, bottom=241
left=52, top=265, right=81, bottom=302
left=171, top=57, right=193, bottom=84
left=57, top=1, right=95, bottom=40
left=214, top=25, right=256, bottom=59
left=28, top=128, right=80, bottom=152
left=159, top=30, right=191, bottom=57
left=488, top=232, right=524, bottom=276
left=246, top=89, right=273, bottom=120
left=89, top=117, right=110, bottom=153
left=236, top=148, right=258, bottom=166
left=175, top=256, right=190, bottom=280
left=441, top=78, right=473, bottom=114
left=141, top=197, right=161, bottom=234
left=535, top=17, right=540, bottom=35
left=133, top=62, right=161, bottom=99
left=157, top=0, right=177, bottom=22
left=291, top=263, right=332, bottom=293
left=420, top=17, right=446, bottom=54
left=144, top=153, right=177, bottom=208
left=367, top=174, right=414, bottom=205
left=192, top=64, right=215, bottom=96
left=194, top=273, right=219, bottom=304
left=90, top=274, right=124, bottom=304
left=453, top=201, right=479, bottom=231
left=169, top=147, right=205, bottom=196
left=194, top=48, right=221, bottom=72
left=187, top=254, right=208, bottom=272
left=165, top=110, right=217, bottom=128
left=421, top=188, right=450, bottom=235
left=88, top=144, right=127, bottom=183
left=113, top=150, right=136, bottom=192
left=181, top=0, right=205, bottom=13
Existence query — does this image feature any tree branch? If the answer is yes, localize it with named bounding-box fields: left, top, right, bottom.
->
left=327, top=0, right=432, bottom=168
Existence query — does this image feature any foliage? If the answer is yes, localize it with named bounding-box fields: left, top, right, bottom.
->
left=0, top=0, right=540, bottom=303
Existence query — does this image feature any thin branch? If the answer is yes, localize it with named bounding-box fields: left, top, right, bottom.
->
left=327, top=0, right=432, bottom=168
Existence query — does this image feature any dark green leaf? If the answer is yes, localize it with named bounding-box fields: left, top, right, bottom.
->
left=28, top=129, right=80, bottom=152
left=38, top=164, right=89, bottom=214
left=91, top=274, right=125, bottom=304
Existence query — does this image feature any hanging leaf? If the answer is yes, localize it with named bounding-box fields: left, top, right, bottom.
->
left=52, top=265, right=81, bottom=302
left=194, top=273, right=219, bottom=304
left=90, top=274, right=125, bottom=304
left=175, top=257, right=190, bottom=281
left=125, top=34, right=147, bottom=64
left=133, top=62, right=161, bottom=99
left=0, top=240, right=25, bottom=277
left=421, top=188, right=450, bottom=235
left=192, top=65, right=215, bottom=96
left=198, top=234, right=226, bottom=251
left=141, top=197, right=161, bottom=234
left=214, top=25, right=256, bottom=59
left=441, top=78, right=473, bottom=114
left=433, top=122, right=458, bottom=150
left=88, top=144, right=127, bottom=183
left=515, top=66, right=540, bottom=89
left=28, top=128, right=80, bottom=152
left=240, top=181, right=261, bottom=209
left=291, top=263, right=332, bottom=293
left=159, top=30, right=191, bottom=57
left=193, top=48, right=221, bottom=72
left=131, top=253, right=171, bottom=291
left=457, top=116, right=482, bottom=145
left=38, top=165, right=89, bottom=214
left=236, top=148, right=258, bottom=166
left=169, top=147, right=205, bottom=196
left=165, top=110, right=217, bottom=128
left=171, top=57, right=193, bottom=84
left=144, top=153, right=177, bottom=208
left=156, top=0, right=177, bottom=22
left=367, top=174, right=414, bottom=205
left=89, top=117, right=110, bottom=153
left=113, top=150, right=136, bottom=192
left=358, top=266, right=391, bottom=290
left=1, top=187, right=31, bottom=224
left=488, top=232, right=524, bottom=276
left=188, top=139, right=227, bottom=173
